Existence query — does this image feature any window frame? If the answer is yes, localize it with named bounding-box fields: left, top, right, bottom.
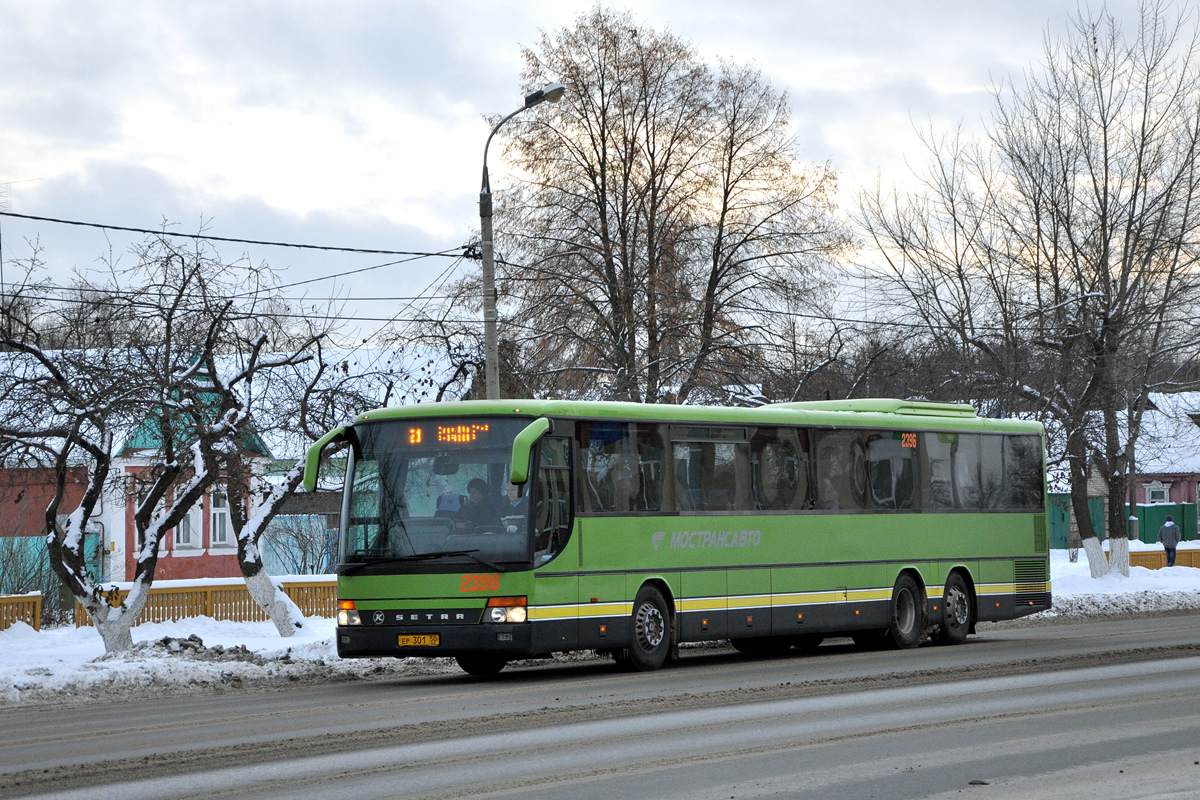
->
left=210, top=487, right=233, bottom=548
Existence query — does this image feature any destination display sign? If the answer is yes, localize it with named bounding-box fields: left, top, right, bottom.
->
left=405, top=422, right=494, bottom=446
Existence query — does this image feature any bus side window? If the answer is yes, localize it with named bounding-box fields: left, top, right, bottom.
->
left=924, top=432, right=957, bottom=509
left=1004, top=434, right=1045, bottom=510
left=634, top=424, right=665, bottom=512
left=534, top=437, right=572, bottom=563
left=795, top=428, right=814, bottom=509
left=577, top=421, right=634, bottom=513
left=814, top=430, right=868, bottom=510
left=673, top=442, right=700, bottom=510
left=978, top=435, right=1006, bottom=509
left=866, top=433, right=916, bottom=510
left=953, top=434, right=983, bottom=509
left=752, top=427, right=798, bottom=510
left=671, top=433, right=750, bottom=512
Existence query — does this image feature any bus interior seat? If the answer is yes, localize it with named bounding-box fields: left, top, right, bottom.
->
left=435, top=493, right=464, bottom=517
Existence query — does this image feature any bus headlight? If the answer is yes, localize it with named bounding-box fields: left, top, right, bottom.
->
left=337, top=600, right=361, bottom=626
left=486, top=596, right=528, bottom=623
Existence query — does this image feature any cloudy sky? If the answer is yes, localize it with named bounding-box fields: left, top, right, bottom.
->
left=0, top=0, right=1152, bottom=336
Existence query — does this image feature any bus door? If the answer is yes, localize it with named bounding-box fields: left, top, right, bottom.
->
left=530, top=434, right=578, bottom=653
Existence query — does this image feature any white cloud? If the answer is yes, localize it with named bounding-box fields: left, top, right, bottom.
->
left=0, top=0, right=1151, bottom=313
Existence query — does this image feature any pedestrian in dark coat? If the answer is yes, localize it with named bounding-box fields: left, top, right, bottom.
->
left=1158, top=515, right=1182, bottom=567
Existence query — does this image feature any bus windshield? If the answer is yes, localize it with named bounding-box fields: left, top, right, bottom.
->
left=339, top=418, right=534, bottom=569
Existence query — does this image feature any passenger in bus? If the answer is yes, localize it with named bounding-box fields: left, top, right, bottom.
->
left=457, top=478, right=499, bottom=530
left=502, top=483, right=529, bottom=533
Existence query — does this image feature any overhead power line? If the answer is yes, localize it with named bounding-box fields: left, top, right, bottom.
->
left=0, top=211, right=464, bottom=258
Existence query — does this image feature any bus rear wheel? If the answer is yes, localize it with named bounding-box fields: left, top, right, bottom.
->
left=456, top=654, right=508, bottom=676
left=936, top=573, right=973, bottom=645
left=885, top=573, right=926, bottom=649
left=628, top=585, right=671, bottom=671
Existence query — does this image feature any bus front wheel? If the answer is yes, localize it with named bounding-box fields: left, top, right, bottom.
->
left=456, top=654, right=508, bottom=676
left=628, top=585, right=671, bottom=671
left=885, top=573, right=926, bottom=649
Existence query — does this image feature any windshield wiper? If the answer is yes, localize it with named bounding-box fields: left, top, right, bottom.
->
left=417, top=549, right=505, bottom=571
left=337, top=549, right=503, bottom=575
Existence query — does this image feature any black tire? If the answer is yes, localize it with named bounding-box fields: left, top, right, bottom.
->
left=730, top=637, right=792, bottom=656
left=936, top=572, right=973, bottom=645
left=885, top=573, right=926, bottom=649
left=628, top=585, right=671, bottom=671
left=455, top=654, right=508, bottom=676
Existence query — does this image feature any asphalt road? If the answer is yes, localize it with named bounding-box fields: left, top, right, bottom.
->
left=4, top=614, right=1200, bottom=799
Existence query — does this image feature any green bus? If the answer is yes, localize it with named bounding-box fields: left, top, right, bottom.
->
left=304, top=398, right=1050, bottom=675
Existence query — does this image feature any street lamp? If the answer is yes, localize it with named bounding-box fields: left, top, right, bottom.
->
left=478, top=82, right=566, bottom=399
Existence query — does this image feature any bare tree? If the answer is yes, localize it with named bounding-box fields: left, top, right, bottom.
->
left=487, top=7, right=846, bottom=403
left=0, top=240, right=218, bottom=652
left=860, top=1, right=1200, bottom=577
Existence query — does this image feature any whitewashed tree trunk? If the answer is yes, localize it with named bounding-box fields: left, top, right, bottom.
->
left=1082, top=536, right=1108, bottom=578
left=94, top=610, right=136, bottom=653
left=235, top=462, right=309, bottom=637
left=1107, top=534, right=1130, bottom=578
left=244, top=570, right=305, bottom=637
left=90, top=581, right=153, bottom=653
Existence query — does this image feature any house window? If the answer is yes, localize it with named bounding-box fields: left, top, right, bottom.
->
left=176, top=511, right=197, bottom=548
left=211, top=489, right=231, bottom=547
left=1145, top=480, right=1170, bottom=504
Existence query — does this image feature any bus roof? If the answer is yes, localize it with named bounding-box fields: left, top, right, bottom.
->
left=351, top=399, right=1043, bottom=435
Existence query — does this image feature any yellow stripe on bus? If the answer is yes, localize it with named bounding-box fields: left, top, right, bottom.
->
left=528, top=583, right=1050, bottom=623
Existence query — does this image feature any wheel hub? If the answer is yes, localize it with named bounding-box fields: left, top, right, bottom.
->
left=635, top=603, right=665, bottom=649
left=946, top=586, right=969, bottom=626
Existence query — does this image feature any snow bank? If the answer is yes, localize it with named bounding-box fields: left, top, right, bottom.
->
left=3, top=552, right=1199, bottom=706
left=0, top=616, right=462, bottom=707
left=1039, top=548, right=1200, bottom=618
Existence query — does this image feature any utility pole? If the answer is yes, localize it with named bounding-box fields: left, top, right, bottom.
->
left=0, top=182, right=8, bottom=339
left=477, top=83, right=565, bottom=399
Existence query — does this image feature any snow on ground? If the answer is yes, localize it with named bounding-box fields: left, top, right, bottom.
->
left=3, top=545, right=1200, bottom=707
left=1045, top=541, right=1200, bottom=616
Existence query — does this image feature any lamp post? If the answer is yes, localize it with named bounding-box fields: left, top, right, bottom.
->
left=478, top=82, right=565, bottom=399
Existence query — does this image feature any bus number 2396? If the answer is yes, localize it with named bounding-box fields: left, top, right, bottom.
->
left=461, top=573, right=500, bottom=592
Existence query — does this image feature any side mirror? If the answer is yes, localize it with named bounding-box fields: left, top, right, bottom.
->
left=510, top=418, right=552, bottom=485
left=304, top=427, right=348, bottom=493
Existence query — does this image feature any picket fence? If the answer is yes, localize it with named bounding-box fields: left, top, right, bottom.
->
left=1117, top=549, right=1200, bottom=570
left=71, top=577, right=337, bottom=627
left=0, top=592, right=42, bottom=632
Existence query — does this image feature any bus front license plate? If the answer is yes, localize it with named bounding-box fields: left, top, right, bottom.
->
left=398, top=634, right=440, bottom=647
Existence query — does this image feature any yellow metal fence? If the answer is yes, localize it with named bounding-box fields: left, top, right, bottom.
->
left=1123, top=549, right=1200, bottom=570
left=73, top=578, right=336, bottom=627
left=0, top=593, right=42, bottom=632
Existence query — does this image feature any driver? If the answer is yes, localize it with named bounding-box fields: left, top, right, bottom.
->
left=457, top=478, right=499, bottom=530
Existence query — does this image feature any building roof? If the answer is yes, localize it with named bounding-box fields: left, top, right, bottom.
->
left=1137, top=392, right=1200, bottom=475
